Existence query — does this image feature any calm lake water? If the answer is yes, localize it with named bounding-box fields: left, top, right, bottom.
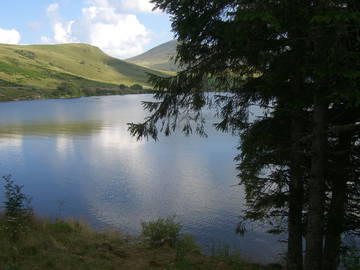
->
left=0, top=95, right=283, bottom=262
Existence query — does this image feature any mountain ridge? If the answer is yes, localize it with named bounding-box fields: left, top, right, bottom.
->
left=127, top=40, right=178, bottom=72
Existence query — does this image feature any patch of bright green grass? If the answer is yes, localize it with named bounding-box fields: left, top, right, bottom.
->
left=0, top=43, right=167, bottom=91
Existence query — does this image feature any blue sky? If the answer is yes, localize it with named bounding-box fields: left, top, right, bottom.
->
left=0, top=0, right=173, bottom=59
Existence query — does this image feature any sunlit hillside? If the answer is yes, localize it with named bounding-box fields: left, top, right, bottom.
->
left=0, top=43, right=166, bottom=89
left=127, top=40, right=178, bottom=72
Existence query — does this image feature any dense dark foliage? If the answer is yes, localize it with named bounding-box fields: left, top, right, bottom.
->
left=128, top=1, right=360, bottom=270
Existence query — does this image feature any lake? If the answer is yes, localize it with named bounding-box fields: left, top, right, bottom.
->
left=0, top=95, right=283, bottom=262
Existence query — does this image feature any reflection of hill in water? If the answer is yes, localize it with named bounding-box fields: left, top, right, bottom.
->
left=0, top=121, right=103, bottom=137
left=0, top=96, right=283, bottom=263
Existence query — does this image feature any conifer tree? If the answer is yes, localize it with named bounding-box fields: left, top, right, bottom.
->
left=129, top=1, right=360, bottom=269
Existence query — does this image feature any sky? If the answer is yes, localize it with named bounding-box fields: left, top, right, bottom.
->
left=0, top=0, right=174, bottom=59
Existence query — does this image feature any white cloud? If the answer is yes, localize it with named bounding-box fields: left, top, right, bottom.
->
left=47, top=3, right=60, bottom=14
left=119, top=0, right=155, bottom=13
left=53, top=21, right=75, bottom=43
left=79, top=3, right=149, bottom=58
left=87, top=0, right=156, bottom=13
left=0, top=27, right=21, bottom=44
left=43, top=1, right=151, bottom=58
left=43, top=2, right=75, bottom=43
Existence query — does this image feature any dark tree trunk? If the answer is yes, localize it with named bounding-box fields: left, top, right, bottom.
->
left=288, top=117, right=304, bottom=270
left=323, top=133, right=350, bottom=270
left=287, top=16, right=305, bottom=266
left=305, top=96, right=327, bottom=270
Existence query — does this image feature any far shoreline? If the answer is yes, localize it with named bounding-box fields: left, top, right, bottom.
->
left=0, top=86, right=155, bottom=103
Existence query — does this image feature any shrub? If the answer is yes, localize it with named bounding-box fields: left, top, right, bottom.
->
left=56, top=81, right=82, bottom=96
left=1, top=175, right=33, bottom=242
left=175, top=233, right=199, bottom=260
left=341, top=243, right=360, bottom=270
left=141, top=216, right=182, bottom=247
left=130, top=84, right=143, bottom=90
left=15, top=50, right=36, bottom=60
left=119, top=84, right=128, bottom=90
left=82, top=88, right=96, bottom=96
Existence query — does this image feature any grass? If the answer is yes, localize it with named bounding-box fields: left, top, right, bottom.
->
left=127, top=40, right=179, bottom=72
left=0, top=43, right=168, bottom=100
left=141, top=216, right=182, bottom=247
left=0, top=215, right=284, bottom=270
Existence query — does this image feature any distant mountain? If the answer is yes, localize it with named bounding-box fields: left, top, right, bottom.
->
left=126, top=40, right=178, bottom=72
left=0, top=43, right=166, bottom=89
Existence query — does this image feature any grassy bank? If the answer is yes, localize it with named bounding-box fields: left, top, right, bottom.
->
left=0, top=215, right=282, bottom=270
left=0, top=86, right=153, bottom=102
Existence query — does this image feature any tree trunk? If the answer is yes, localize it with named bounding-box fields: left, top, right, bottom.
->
left=288, top=117, right=304, bottom=270
left=304, top=96, right=327, bottom=270
left=323, top=133, right=350, bottom=270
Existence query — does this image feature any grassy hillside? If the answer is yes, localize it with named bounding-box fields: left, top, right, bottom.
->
left=127, top=40, right=178, bottom=72
left=0, top=43, right=166, bottom=90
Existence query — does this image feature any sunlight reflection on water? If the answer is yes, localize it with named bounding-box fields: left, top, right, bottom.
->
left=0, top=95, right=284, bottom=262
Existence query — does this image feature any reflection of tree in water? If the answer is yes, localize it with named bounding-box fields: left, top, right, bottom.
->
left=0, top=121, right=104, bottom=137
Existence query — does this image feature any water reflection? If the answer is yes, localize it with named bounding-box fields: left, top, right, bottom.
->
left=0, top=135, right=23, bottom=149
left=0, top=121, right=103, bottom=137
left=0, top=95, right=283, bottom=262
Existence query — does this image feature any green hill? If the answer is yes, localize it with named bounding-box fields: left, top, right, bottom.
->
left=0, top=43, right=166, bottom=90
left=126, top=40, right=178, bottom=72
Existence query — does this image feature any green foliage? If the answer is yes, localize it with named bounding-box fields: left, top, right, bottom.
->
left=141, top=216, right=182, bottom=247
left=341, top=243, right=360, bottom=270
left=0, top=210, right=279, bottom=270
left=56, top=81, right=82, bottom=96
left=130, top=84, right=143, bottom=90
left=175, top=234, right=199, bottom=260
left=1, top=175, right=33, bottom=242
left=49, top=220, right=77, bottom=234
left=15, top=50, right=36, bottom=60
left=119, top=84, right=128, bottom=90
left=166, top=257, right=193, bottom=270
left=0, top=85, right=152, bottom=102
left=0, top=79, right=19, bottom=87
left=129, top=2, right=360, bottom=270
left=141, top=217, right=200, bottom=262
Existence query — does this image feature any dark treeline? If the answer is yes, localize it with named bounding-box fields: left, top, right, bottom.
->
left=128, top=1, right=360, bottom=270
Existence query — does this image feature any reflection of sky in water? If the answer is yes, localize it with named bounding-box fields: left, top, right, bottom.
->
left=0, top=95, right=284, bottom=262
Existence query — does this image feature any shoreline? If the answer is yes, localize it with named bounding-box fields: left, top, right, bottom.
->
left=0, top=213, right=283, bottom=270
left=0, top=86, right=154, bottom=102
